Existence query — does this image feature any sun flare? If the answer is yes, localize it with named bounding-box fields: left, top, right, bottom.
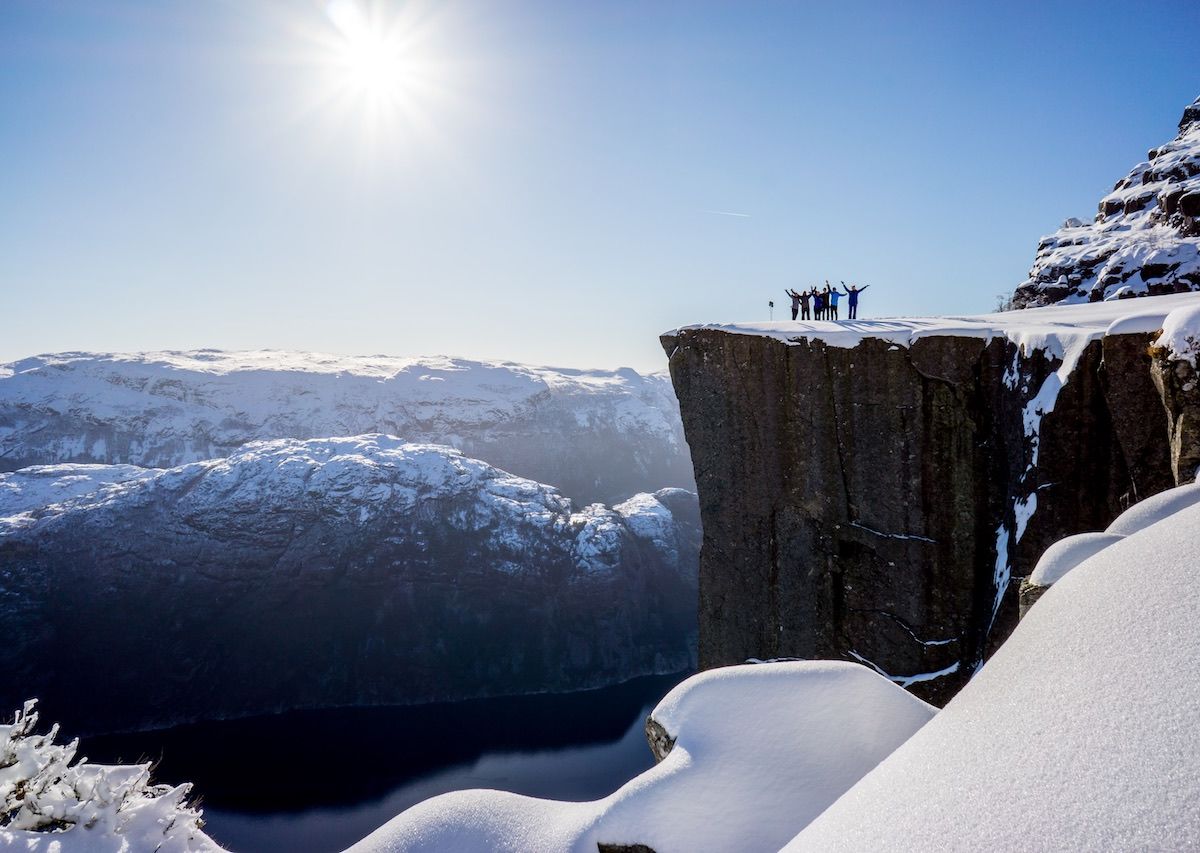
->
left=302, top=0, right=451, bottom=146
left=326, top=0, right=414, bottom=105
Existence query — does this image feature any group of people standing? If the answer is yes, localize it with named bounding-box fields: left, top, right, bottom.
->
left=785, top=281, right=870, bottom=321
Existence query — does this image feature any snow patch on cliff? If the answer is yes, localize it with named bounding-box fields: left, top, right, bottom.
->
left=1153, top=302, right=1200, bottom=362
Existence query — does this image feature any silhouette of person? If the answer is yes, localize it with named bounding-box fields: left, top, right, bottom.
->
left=841, top=281, right=870, bottom=319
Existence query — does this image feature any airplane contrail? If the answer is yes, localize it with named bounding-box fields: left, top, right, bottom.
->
left=702, top=209, right=751, bottom=218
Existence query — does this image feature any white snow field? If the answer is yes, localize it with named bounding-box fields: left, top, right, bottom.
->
left=347, top=662, right=935, bottom=853
left=786, top=483, right=1200, bottom=851
left=0, top=701, right=220, bottom=852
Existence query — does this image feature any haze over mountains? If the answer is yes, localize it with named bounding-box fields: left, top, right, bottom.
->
left=0, top=352, right=700, bottom=734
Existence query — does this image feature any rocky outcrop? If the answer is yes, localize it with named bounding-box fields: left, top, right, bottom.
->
left=0, top=351, right=694, bottom=507
left=1012, top=95, right=1200, bottom=308
left=1150, top=350, right=1200, bottom=485
left=644, top=716, right=675, bottom=763
left=0, top=436, right=700, bottom=734
left=662, top=309, right=1188, bottom=705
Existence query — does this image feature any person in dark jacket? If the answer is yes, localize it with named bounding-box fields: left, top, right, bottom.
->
left=841, top=281, right=870, bottom=319
left=798, top=288, right=811, bottom=320
left=813, top=288, right=826, bottom=320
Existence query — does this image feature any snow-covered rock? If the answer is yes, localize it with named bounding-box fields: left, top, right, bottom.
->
left=1027, top=531, right=1125, bottom=587
left=1105, top=479, right=1200, bottom=535
left=0, top=350, right=692, bottom=506
left=786, top=482, right=1200, bottom=851
left=1012, top=95, right=1200, bottom=307
left=0, top=464, right=158, bottom=533
left=0, top=700, right=220, bottom=852
left=348, top=661, right=934, bottom=853
left=0, top=436, right=700, bottom=733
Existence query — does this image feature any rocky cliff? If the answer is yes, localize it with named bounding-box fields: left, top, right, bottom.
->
left=0, top=436, right=699, bottom=734
left=663, top=295, right=1200, bottom=704
left=1012, top=95, right=1200, bottom=308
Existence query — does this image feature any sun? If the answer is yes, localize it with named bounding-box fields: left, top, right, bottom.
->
left=326, top=0, right=414, bottom=106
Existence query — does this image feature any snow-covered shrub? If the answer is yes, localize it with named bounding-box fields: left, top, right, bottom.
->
left=0, top=700, right=221, bottom=851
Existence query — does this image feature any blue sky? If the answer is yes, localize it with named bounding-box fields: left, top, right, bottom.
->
left=3, top=1, right=1197, bottom=371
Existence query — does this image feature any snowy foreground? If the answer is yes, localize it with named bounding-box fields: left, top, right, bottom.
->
left=349, top=477, right=1200, bottom=852
left=0, top=702, right=219, bottom=852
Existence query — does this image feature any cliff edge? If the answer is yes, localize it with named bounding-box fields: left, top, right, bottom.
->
left=663, top=294, right=1200, bottom=704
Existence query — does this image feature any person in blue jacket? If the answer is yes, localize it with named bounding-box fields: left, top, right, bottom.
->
left=825, top=280, right=841, bottom=320
left=840, top=281, right=870, bottom=319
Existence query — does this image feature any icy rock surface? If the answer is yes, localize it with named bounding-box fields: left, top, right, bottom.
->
left=0, top=436, right=700, bottom=733
left=1012, top=95, right=1200, bottom=307
left=0, top=350, right=692, bottom=506
left=0, top=701, right=220, bottom=852
left=787, top=485, right=1200, bottom=851
left=348, top=661, right=934, bottom=853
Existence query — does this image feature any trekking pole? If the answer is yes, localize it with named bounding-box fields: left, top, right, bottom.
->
left=768, top=300, right=774, bottom=321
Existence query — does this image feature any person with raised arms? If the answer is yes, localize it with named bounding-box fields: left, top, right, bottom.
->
left=841, top=281, right=870, bottom=319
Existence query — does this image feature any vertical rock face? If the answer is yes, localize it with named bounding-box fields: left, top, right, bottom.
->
left=662, top=324, right=1175, bottom=705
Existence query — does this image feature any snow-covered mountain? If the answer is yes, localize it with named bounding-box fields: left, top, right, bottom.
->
left=0, top=350, right=693, bottom=507
left=1012, top=95, right=1200, bottom=307
left=0, top=436, right=699, bottom=734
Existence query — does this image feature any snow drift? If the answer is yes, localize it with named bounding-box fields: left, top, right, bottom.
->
left=348, top=661, right=934, bottom=853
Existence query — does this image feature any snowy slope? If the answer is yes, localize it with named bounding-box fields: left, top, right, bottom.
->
left=1012, top=95, right=1200, bottom=307
left=787, top=481, right=1200, bottom=851
left=0, top=436, right=700, bottom=733
left=348, top=661, right=934, bottom=853
left=0, top=464, right=158, bottom=532
left=0, top=350, right=691, bottom=506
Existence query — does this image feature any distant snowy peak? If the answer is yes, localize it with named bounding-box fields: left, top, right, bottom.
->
left=1012, top=94, right=1200, bottom=308
left=1, top=435, right=694, bottom=579
left=0, top=350, right=693, bottom=506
